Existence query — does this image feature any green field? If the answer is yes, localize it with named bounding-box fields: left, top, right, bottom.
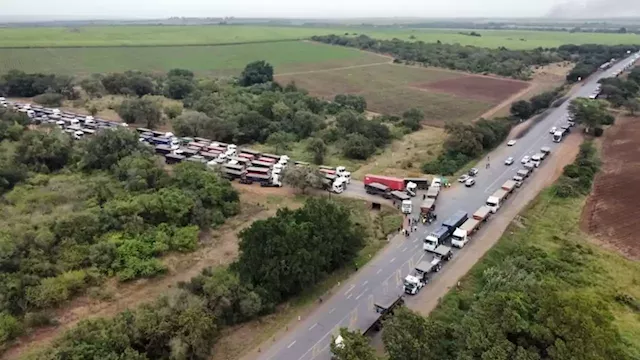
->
left=0, top=25, right=638, bottom=49
left=0, top=41, right=387, bottom=76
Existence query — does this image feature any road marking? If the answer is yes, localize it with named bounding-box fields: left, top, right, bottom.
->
left=309, top=323, right=317, bottom=331
left=413, top=238, right=419, bottom=243
left=287, top=340, right=296, bottom=349
left=329, top=308, right=336, bottom=314
left=346, top=294, right=353, bottom=300
left=402, top=247, right=408, bottom=252
left=484, top=165, right=515, bottom=193
left=376, top=269, right=382, bottom=274
left=355, top=288, right=368, bottom=300
left=343, top=284, right=355, bottom=296
left=390, top=257, right=396, bottom=263
left=362, top=280, right=368, bottom=286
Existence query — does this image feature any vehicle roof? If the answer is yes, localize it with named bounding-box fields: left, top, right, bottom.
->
left=433, top=245, right=452, bottom=256
left=374, top=291, right=403, bottom=311
left=367, top=182, right=389, bottom=190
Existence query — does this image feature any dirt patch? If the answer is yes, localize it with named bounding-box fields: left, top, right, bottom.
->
left=2, top=184, right=302, bottom=360
left=413, top=75, right=529, bottom=103
left=581, top=116, right=640, bottom=260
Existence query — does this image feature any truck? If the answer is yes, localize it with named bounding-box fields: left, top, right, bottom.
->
left=553, top=131, right=563, bottom=143
left=502, top=180, right=517, bottom=194
left=486, top=189, right=509, bottom=213
left=365, top=182, right=390, bottom=197
left=540, top=146, right=551, bottom=155
left=451, top=207, right=489, bottom=248
left=364, top=174, right=405, bottom=191
left=404, top=258, right=442, bottom=295
left=424, top=226, right=451, bottom=252
left=419, top=198, right=436, bottom=223
left=404, top=178, right=430, bottom=190
left=332, top=292, right=404, bottom=357
left=517, top=169, right=530, bottom=179
left=443, top=210, right=469, bottom=230
left=426, top=186, right=440, bottom=199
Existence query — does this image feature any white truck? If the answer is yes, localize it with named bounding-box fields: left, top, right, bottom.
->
left=451, top=206, right=490, bottom=248
left=486, top=181, right=517, bottom=213
left=553, top=130, right=563, bottom=143
left=401, top=200, right=412, bottom=214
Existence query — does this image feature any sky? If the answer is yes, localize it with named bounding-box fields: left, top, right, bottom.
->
left=0, top=0, right=638, bottom=20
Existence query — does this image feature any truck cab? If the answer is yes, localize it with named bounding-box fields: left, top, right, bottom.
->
left=332, top=177, right=347, bottom=194
left=553, top=131, right=563, bottom=143
left=451, top=228, right=468, bottom=248
left=405, top=182, right=417, bottom=197
left=512, top=175, right=524, bottom=187
left=424, top=226, right=449, bottom=252
left=401, top=200, right=412, bottom=214
left=403, top=274, right=424, bottom=295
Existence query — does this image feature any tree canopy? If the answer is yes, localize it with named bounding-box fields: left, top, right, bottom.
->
left=240, top=60, right=274, bottom=86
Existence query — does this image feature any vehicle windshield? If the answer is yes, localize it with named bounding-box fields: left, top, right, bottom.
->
left=404, top=281, right=415, bottom=288
left=424, top=238, right=437, bottom=246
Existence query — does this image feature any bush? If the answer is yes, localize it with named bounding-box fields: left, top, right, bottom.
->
left=553, top=141, right=599, bottom=197
left=33, top=93, right=64, bottom=107
left=343, top=133, right=376, bottom=160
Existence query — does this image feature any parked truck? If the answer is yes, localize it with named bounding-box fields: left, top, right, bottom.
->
left=364, top=174, right=405, bottom=191
left=553, top=130, right=563, bottom=143
left=404, top=259, right=441, bottom=295
left=419, top=198, right=436, bottom=223
left=424, top=226, right=451, bottom=252
left=502, top=180, right=517, bottom=194
left=426, top=186, right=440, bottom=199
left=486, top=189, right=509, bottom=213
left=451, top=206, right=490, bottom=248
left=365, top=182, right=391, bottom=198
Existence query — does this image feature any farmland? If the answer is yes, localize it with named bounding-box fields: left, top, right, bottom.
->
left=582, top=116, right=640, bottom=260
left=1, top=25, right=639, bottom=49
left=277, top=63, right=530, bottom=124
left=0, top=41, right=388, bottom=76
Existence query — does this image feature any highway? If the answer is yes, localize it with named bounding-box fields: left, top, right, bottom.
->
left=258, top=53, right=640, bottom=360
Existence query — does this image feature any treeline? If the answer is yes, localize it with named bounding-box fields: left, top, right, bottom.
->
left=26, top=197, right=366, bottom=359
left=311, top=34, right=640, bottom=81
left=0, top=70, right=77, bottom=106
left=598, top=67, right=640, bottom=111
left=568, top=97, right=615, bottom=135
left=509, top=86, right=566, bottom=120
left=0, top=110, right=239, bottom=351
left=554, top=141, right=600, bottom=197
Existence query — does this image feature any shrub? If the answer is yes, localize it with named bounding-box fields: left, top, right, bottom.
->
left=33, top=93, right=64, bottom=107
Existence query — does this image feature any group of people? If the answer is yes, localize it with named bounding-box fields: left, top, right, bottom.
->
left=399, top=216, right=421, bottom=237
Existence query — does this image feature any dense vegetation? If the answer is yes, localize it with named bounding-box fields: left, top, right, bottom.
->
left=553, top=141, right=600, bottom=198
left=0, top=112, right=240, bottom=351
left=597, top=67, right=640, bottom=112
left=335, top=141, right=640, bottom=360
left=24, top=197, right=369, bottom=359
left=509, top=87, right=566, bottom=120
left=311, top=34, right=640, bottom=81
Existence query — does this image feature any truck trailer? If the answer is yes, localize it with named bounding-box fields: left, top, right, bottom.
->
left=451, top=209, right=488, bottom=249
left=365, top=182, right=390, bottom=197
left=424, top=226, right=451, bottom=252
left=486, top=189, right=509, bottom=213
left=364, top=174, right=405, bottom=191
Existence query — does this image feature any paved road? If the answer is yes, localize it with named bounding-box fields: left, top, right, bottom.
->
left=258, top=53, right=639, bottom=360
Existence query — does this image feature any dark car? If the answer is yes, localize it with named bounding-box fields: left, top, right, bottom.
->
left=468, top=168, right=479, bottom=176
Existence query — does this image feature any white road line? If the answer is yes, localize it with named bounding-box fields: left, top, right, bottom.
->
left=355, top=288, right=368, bottom=300
left=402, top=247, right=407, bottom=252
left=308, top=323, right=317, bottom=331
left=343, top=284, right=355, bottom=296
left=390, top=257, right=396, bottom=263
left=376, top=269, right=382, bottom=274
left=287, top=340, right=296, bottom=349
left=362, top=280, right=368, bottom=286
left=346, top=293, right=353, bottom=300
left=484, top=165, right=515, bottom=193
left=329, top=308, right=336, bottom=314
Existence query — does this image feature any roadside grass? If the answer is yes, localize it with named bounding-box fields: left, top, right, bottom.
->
left=1, top=25, right=638, bottom=50
left=431, top=188, right=640, bottom=358
left=0, top=41, right=385, bottom=76
left=209, top=197, right=402, bottom=360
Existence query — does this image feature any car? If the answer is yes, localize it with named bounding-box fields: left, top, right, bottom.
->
left=465, top=178, right=476, bottom=187
left=507, top=140, right=516, bottom=146
left=504, top=157, right=514, bottom=165
left=468, top=168, right=479, bottom=176
left=550, top=126, right=557, bottom=134
left=458, top=174, right=470, bottom=183
left=521, top=156, right=530, bottom=164
left=567, top=120, right=575, bottom=127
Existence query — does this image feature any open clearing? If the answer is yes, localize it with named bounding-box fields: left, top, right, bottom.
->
left=277, top=63, right=529, bottom=125
left=582, top=116, right=640, bottom=260
left=0, top=41, right=388, bottom=76
left=1, top=25, right=638, bottom=49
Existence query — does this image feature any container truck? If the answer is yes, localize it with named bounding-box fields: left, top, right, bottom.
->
left=443, top=210, right=469, bottom=230
left=424, top=226, right=451, bottom=252
left=365, top=182, right=390, bottom=197
left=364, top=174, right=405, bottom=191
left=404, top=178, right=430, bottom=190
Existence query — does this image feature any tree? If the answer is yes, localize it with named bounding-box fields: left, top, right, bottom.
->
left=342, top=133, right=376, bottom=160
left=172, top=111, right=214, bottom=137
left=334, top=94, right=367, bottom=113
left=14, top=130, right=73, bottom=172
left=266, top=131, right=295, bottom=154
left=330, top=328, right=379, bottom=360
left=33, top=93, right=64, bottom=107
left=568, top=97, right=612, bottom=133
left=240, top=61, right=274, bottom=86
left=382, top=307, right=442, bottom=360
left=281, top=165, right=324, bottom=194
left=114, top=153, right=169, bottom=191
left=626, top=98, right=640, bottom=116
left=510, top=100, right=534, bottom=120
left=117, top=97, right=163, bottom=129
left=401, top=108, right=424, bottom=131
left=306, top=137, right=327, bottom=165
left=164, top=102, right=183, bottom=119
left=81, top=127, right=149, bottom=171
left=165, top=77, right=195, bottom=100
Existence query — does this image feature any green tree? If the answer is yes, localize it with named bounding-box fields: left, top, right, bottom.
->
left=117, top=96, right=163, bottom=129
left=625, top=98, right=640, bottom=116
left=510, top=100, right=534, bottom=119
left=343, top=133, right=375, bottom=160
left=568, top=97, right=611, bottom=133
left=401, top=108, right=424, bottom=131
left=306, top=137, right=327, bottom=165
left=330, top=328, right=379, bottom=360
left=33, top=93, right=64, bottom=107
left=172, top=111, right=214, bottom=138
left=81, top=127, right=149, bottom=171
left=281, top=165, right=325, bottom=194
left=383, top=307, right=443, bottom=360
left=266, top=131, right=296, bottom=154
left=164, top=102, right=183, bottom=119
left=14, top=130, right=73, bottom=172
left=114, top=153, right=169, bottom=191
left=240, top=60, right=274, bottom=86
left=165, top=77, right=195, bottom=100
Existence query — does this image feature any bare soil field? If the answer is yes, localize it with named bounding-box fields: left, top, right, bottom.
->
left=276, top=63, right=512, bottom=126
left=582, top=116, right=640, bottom=260
left=414, top=75, right=529, bottom=102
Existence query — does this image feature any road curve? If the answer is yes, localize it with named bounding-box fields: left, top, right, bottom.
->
left=257, top=54, right=638, bottom=360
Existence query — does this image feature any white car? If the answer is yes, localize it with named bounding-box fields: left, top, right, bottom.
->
left=550, top=126, right=557, bottom=134
left=458, top=174, right=470, bottom=183
left=521, top=156, right=530, bottom=164
left=504, top=157, right=514, bottom=165
left=465, top=178, right=476, bottom=187
left=507, top=140, right=516, bottom=146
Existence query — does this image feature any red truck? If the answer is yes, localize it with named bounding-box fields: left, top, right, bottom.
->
left=364, top=174, right=405, bottom=191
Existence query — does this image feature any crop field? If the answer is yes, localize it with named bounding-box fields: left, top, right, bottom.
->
left=582, top=116, right=640, bottom=260
left=277, top=63, right=529, bottom=125
left=1, top=25, right=639, bottom=49
left=0, top=41, right=388, bottom=76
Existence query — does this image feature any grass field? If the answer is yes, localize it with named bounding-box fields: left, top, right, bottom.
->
left=0, top=41, right=388, bottom=76
left=1, top=26, right=639, bottom=49
left=277, top=63, right=528, bottom=124
left=431, top=187, right=640, bottom=358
